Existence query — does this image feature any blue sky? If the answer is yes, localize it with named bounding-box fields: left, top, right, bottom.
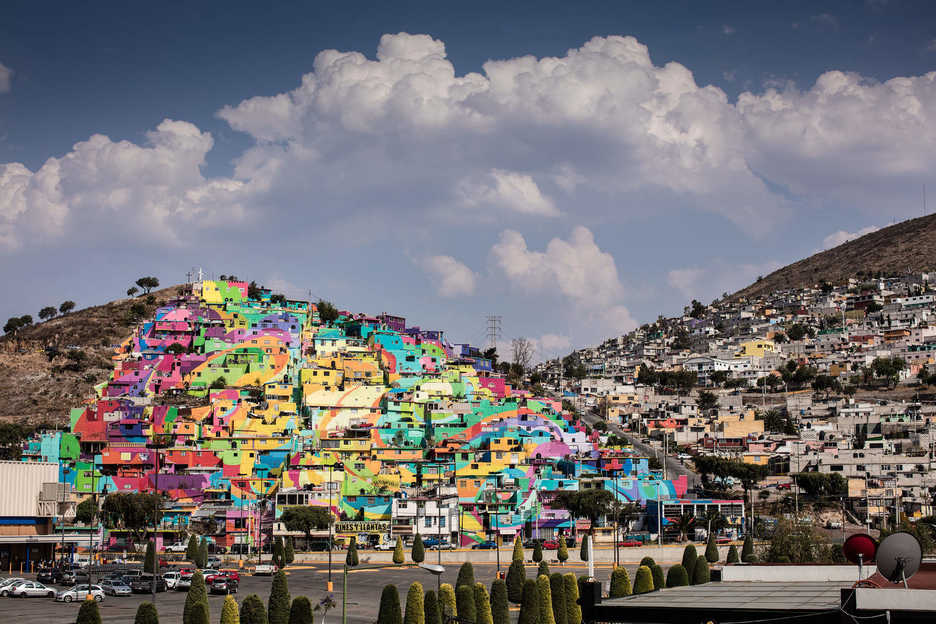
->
left=2, top=0, right=935, bottom=358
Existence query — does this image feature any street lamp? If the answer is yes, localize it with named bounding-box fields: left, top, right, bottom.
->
left=327, top=459, right=344, bottom=592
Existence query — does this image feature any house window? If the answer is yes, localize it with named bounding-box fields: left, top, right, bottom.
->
left=425, top=517, right=432, bottom=528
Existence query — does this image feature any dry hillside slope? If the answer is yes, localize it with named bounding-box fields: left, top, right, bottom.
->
left=0, top=285, right=179, bottom=425
left=733, top=213, right=936, bottom=300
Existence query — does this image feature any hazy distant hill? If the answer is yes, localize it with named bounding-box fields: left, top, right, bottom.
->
left=733, top=214, right=936, bottom=300
left=0, top=286, right=178, bottom=425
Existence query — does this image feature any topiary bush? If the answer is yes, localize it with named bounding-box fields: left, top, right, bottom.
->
left=378, top=585, right=403, bottom=624
left=288, top=596, right=312, bottom=624
left=404, top=582, right=425, bottom=624
left=682, top=544, right=698, bottom=571
left=563, top=573, right=581, bottom=624
left=692, top=558, right=710, bottom=585
left=506, top=559, right=526, bottom=604
left=535, top=574, right=556, bottom=624
left=665, top=564, right=689, bottom=588
left=144, top=540, right=156, bottom=574
left=197, top=539, right=208, bottom=569
left=579, top=536, right=588, bottom=561
left=456, top=562, right=475, bottom=589
left=512, top=536, right=524, bottom=562
left=439, top=584, right=456, bottom=620
left=633, top=565, right=654, bottom=594
left=650, top=564, right=664, bottom=592
left=184, top=572, right=208, bottom=624
left=134, top=602, right=159, bottom=624
left=518, top=579, right=539, bottom=624
left=609, top=566, right=631, bottom=598
left=538, top=560, right=550, bottom=578
left=411, top=534, right=425, bottom=564
left=186, top=535, right=199, bottom=562
left=346, top=537, right=359, bottom=567
left=726, top=544, right=739, bottom=564
left=240, top=594, right=269, bottom=624
left=76, top=598, right=102, bottom=624
left=424, top=590, right=442, bottom=624
left=284, top=539, right=295, bottom=565
left=705, top=533, right=719, bottom=563
left=273, top=537, right=285, bottom=569
left=490, top=579, right=509, bottom=624
left=533, top=541, right=543, bottom=563
left=190, top=601, right=210, bottom=624
left=473, top=582, right=493, bottom=624
left=639, top=556, right=655, bottom=568
left=268, top=570, right=291, bottom=624
left=455, top=585, right=477, bottom=624
left=549, top=573, right=568, bottom=624
left=741, top=534, right=755, bottom=562
left=393, top=536, right=405, bottom=565
left=557, top=538, right=568, bottom=564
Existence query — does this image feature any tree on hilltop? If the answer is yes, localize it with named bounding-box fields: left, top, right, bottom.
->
left=59, top=301, right=76, bottom=314
left=136, top=276, right=160, bottom=294
left=39, top=306, right=57, bottom=321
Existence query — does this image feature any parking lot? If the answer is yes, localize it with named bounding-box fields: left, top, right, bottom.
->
left=0, top=560, right=637, bottom=624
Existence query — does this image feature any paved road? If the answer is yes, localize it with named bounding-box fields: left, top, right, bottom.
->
left=580, top=409, right=700, bottom=489
left=0, top=560, right=654, bottom=624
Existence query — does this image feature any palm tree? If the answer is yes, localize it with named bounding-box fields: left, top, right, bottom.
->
left=676, top=513, right=695, bottom=542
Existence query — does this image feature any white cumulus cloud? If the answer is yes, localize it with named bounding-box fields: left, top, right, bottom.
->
left=820, top=225, right=880, bottom=251
left=422, top=255, right=477, bottom=297
left=457, top=169, right=558, bottom=217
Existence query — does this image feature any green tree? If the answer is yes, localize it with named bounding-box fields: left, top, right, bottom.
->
left=273, top=536, right=285, bottom=568
left=75, top=497, right=94, bottom=524
left=190, top=602, right=210, bottom=624
left=549, top=574, right=568, bottom=624
left=692, top=558, right=710, bottom=585
left=665, top=564, right=689, bottom=588
left=316, top=300, right=340, bottom=324
left=268, top=570, right=291, bottom=624
left=76, top=598, right=102, bottom=624
left=456, top=562, right=475, bottom=589
left=633, top=565, right=654, bottom=594
left=552, top=491, right=613, bottom=535
left=393, top=536, right=405, bottom=565
left=650, top=565, right=664, bottom=592
left=134, top=602, right=159, bottom=624
left=562, top=574, right=581, bottom=624
left=186, top=534, right=199, bottom=561
left=38, top=306, right=57, bottom=321
left=490, top=579, right=509, bottom=624
left=346, top=536, right=359, bottom=567
left=127, top=287, right=139, bottom=297
left=59, top=301, right=76, bottom=315
left=287, top=597, right=311, bottom=624
left=411, top=534, right=425, bottom=564
left=557, top=538, right=568, bottom=564
left=538, top=560, right=550, bottom=578
left=405, top=582, right=425, bottom=624
left=517, top=579, right=539, bottom=624
left=609, top=566, right=631, bottom=598
left=681, top=544, right=698, bottom=571
left=506, top=558, right=526, bottom=603
left=535, top=574, right=556, bottom=624
left=136, top=276, right=160, bottom=294
left=639, top=556, right=655, bottom=568
left=378, top=585, right=403, bottom=624
left=741, top=534, right=755, bottom=562
left=532, top=541, right=543, bottom=563
left=144, top=540, right=156, bottom=574
left=197, top=539, right=208, bottom=569
left=240, top=594, right=269, bottom=624
left=704, top=533, right=719, bottom=563
left=222, top=595, right=241, bottom=624
left=512, top=536, right=524, bottom=562
left=284, top=539, right=294, bottom=565
left=726, top=544, right=739, bottom=564
left=696, top=390, right=718, bottom=413
left=579, top=536, right=588, bottom=561
left=184, top=572, right=208, bottom=624
left=280, top=507, right=332, bottom=548
left=439, top=584, right=456, bottom=621
left=455, top=585, right=477, bottom=624
left=424, top=590, right=441, bottom=624
left=474, top=582, right=494, bottom=624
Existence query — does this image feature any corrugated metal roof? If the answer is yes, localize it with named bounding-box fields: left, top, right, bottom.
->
left=0, top=461, right=59, bottom=517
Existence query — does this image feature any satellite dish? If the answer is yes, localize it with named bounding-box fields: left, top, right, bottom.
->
left=876, top=532, right=922, bottom=588
left=842, top=533, right=877, bottom=565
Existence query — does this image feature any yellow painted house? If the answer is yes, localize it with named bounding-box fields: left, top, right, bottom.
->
left=737, top=340, right=778, bottom=358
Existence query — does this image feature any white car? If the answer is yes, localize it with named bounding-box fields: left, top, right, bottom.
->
left=165, top=542, right=188, bottom=553
left=10, top=581, right=57, bottom=598
left=374, top=541, right=395, bottom=551
left=253, top=564, right=276, bottom=576
left=162, top=571, right=181, bottom=589
left=0, top=578, right=25, bottom=595
left=55, top=584, right=105, bottom=602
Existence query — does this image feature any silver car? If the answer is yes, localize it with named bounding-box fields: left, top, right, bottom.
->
left=10, top=581, right=56, bottom=598
left=99, top=579, right=132, bottom=596
left=0, top=579, right=26, bottom=597
left=55, top=584, right=104, bottom=602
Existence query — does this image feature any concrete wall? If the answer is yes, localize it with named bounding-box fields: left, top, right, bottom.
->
left=720, top=564, right=876, bottom=582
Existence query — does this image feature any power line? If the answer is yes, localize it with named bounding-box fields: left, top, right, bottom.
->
left=485, top=314, right=502, bottom=352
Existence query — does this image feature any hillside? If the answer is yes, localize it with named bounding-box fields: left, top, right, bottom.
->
left=0, top=285, right=180, bottom=425
left=733, top=213, right=936, bottom=300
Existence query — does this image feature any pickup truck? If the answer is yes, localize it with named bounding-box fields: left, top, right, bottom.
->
left=254, top=564, right=276, bottom=576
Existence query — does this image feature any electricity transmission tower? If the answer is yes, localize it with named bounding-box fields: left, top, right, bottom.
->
left=485, top=314, right=502, bottom=352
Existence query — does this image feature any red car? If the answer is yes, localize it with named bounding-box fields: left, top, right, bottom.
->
left=205, top=571, right=240, bottom=583
left=542, top=540, right=559, bottom=550
left=776, top=482, right=792, bottom=490
left=617, top=540, right=642, bottom=547
left=179, top=568, right=195, bottom=580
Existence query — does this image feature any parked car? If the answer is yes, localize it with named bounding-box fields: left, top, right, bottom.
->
left=776, top=482, right=792, bottom=490
left=421, top=537, right=441, bottom=548
left=0, top=580, right=26, bottom=597
left=162, top=571, right=181, bottom=589
left=542, top=539, right=559, bottom=550
left=165, top=542, right=188, bottom=553
left=206, top=556, right=222, bottom=568
left=55, top=585, right=105, bottom=602
left=0, top=578, right=25, bottom=595
left=432, top=541, right=457, bottom=550
left=253, top=564, right=276, bottom=576
left=99, top=579, right=132, bottom=596
left=10, top=580, right=56, bottom=598
left=471, top=541, right=497, bottom=550
left=208, top=575, right=239, bottom=595
left=130, top=575, right=167, bottom=593
left=617, top=540, right=642, bottom=547
left=58, top=570, right=76, bottom=585
left=522, top=539, right=539, bottom=549
left=374, top=539, right=395, bottom=551
left=36, top=568, right=63, bottom=584
left=174, top=576, right=192, bottom=591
